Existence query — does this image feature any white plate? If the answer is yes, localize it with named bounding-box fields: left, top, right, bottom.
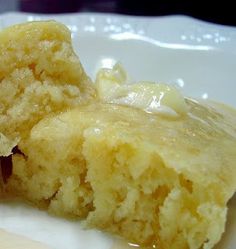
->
left=0, top=12, right=235, bottom=249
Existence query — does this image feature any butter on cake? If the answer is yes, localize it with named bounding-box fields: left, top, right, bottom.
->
left=6, top=70, right=236, bottom=249
left=0, top=21, right=95, bottom=158
left=1, top=22, right=236, bottom=249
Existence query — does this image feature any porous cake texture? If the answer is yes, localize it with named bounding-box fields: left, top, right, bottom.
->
left=0, top=21, right=95, bottom=154
left=6, top=101, right=236, bottom=249
left=0, top=21, right=236, bottom=249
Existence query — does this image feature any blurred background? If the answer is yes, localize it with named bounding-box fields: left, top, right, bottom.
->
left=0, top=0, right=235, bottom=26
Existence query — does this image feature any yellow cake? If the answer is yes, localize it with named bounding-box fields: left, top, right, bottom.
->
left=6, top=97, right=236, bottom=249
left=0, top=20, right=95, bottom=157
left=1, top=21, right=236, bottom=249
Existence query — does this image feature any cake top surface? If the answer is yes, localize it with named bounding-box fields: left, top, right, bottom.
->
left=30, top=98, right=236, bottom=203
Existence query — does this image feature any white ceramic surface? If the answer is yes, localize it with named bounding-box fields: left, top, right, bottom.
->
left=0, top=12, right=235, bottom=249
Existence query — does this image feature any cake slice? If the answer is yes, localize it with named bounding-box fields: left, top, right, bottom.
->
left=1, top=21, right=236, bottom=249
left=5, top=98, right=236, bottom=249
left=0, top=21, right=95, bottom=158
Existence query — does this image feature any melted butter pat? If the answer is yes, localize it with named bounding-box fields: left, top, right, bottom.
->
left=96, top=64, right=188, bottom=117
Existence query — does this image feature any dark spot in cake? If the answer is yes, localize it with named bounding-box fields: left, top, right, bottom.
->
left=0, top=146, right=25, bottom=183
left=0, top=154, right=12, bottom=183
left=12, top=146, right=25, bottom=156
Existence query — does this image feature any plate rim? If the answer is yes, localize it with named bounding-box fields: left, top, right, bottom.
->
left=0, top=12, right=236, bottom=52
